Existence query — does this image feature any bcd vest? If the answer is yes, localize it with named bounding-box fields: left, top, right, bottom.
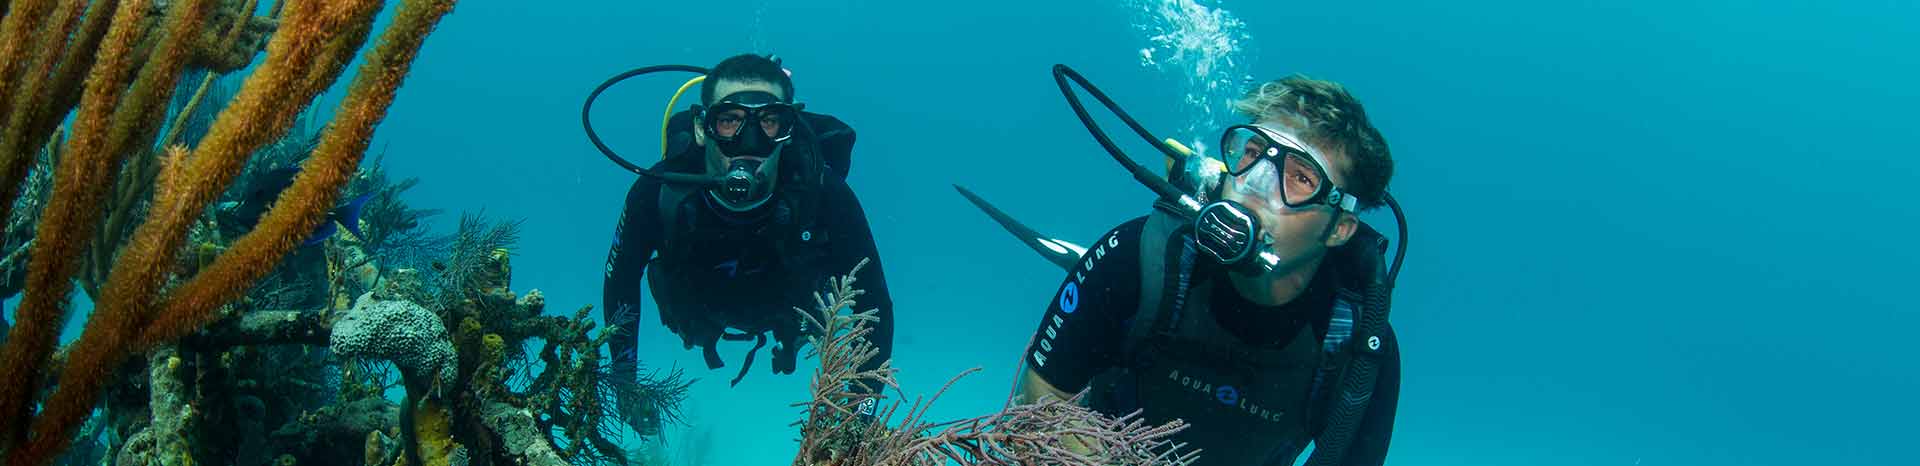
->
left=1092, top=204, right=1390, bottom=465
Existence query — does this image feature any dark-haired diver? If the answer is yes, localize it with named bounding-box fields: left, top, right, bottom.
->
left=590, top=54, right=895, bottom=429
left=968, top=66, right=1406, bottom=466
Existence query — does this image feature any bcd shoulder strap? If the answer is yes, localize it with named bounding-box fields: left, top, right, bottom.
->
left=1123, top=205, right=1199, bottom=361
left=1303, top=226, right=1395, bottom=466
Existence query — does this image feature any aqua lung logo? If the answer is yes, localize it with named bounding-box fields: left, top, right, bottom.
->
left=1169, top=370, right=1285, bottom=423
left=1215, top=385, right=1240, bottom=405
left=1031, top=231, right=1124, bottom=368
left=1058, top=282, right=1080, bottom=314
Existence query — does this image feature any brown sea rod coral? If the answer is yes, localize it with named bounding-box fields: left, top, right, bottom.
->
left=0, top=0, right=459, bottom=464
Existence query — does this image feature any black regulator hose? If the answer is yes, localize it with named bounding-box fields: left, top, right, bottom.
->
left=582, top=64, right=724, bottom=188
left=1383, top=192, right=1407, bottom=286
left=1050, top=64, right=1191, bottom=203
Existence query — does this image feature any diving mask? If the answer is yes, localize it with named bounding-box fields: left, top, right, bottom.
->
left=1188, top=125, right=1362, bottom=275
left=699, top=90, right=799, bottom=158
left=1219, top=124, right=1359, bottom=213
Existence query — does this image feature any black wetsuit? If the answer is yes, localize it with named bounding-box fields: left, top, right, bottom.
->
left=1025, top=217, right=1399, bottom=466
left=601, top=133, right=894, bottom=394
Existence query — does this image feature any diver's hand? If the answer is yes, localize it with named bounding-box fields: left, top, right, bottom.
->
left=773, top=342, right=799, bottom=374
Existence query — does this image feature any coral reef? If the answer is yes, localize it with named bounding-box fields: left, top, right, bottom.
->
left=411, top=398, right=461, bottom=466
left=0, top=0, right=457, bottom=464
left=269, top=395, right=396, bottom=464
left=347, top=150, right=449, bottom=270
left=111, top=208, right=689, bottom=466
left=0, top=131, right=53, bottom=304
left=329, top=295, right=457, bottom=392
left=111, top=348, right=193, bottom=466
left=1, top=202, right=693, bottom=466
left=792, top=259, right=1200, bottom=466
left=477, top=401, right=569, bottom=466
left=431, top=230, right=690, bottom=465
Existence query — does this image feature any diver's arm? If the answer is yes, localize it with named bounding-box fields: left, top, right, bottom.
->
left=1013, top=364, right=1078, bottom=405
left=1337, top=325, right=1401, bottom=466
left=1008, top=219, right=1144, bottom=455
left=820, top=177, right=894, bottom=397
left=602, top=176, right=662, bottom=382
left=1014, top=218, right=1144, bottom=403
left=1012, top=218, right=1146, bottom=407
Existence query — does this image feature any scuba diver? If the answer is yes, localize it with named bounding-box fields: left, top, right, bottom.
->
left=961, top=65, right=1406, bottom=466
left=588, top=54, right=895, bottom=422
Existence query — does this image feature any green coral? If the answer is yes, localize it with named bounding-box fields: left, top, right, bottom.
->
left=410, top=399, right=461, bottom=466
left=480, top=334, right=504, bottom=362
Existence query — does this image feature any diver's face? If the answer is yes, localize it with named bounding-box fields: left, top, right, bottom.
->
left=1221, top=122, right=1357, bottom=276
left=697, top=79, right=787, bottom=162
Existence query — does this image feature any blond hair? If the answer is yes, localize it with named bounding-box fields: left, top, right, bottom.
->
left=1233, top=76, right=1393, bottom=209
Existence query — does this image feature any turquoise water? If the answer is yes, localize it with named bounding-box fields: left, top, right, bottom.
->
left=386, top=1, right=1916, bottom=465
left=23, top=0, right=1917, bottom=464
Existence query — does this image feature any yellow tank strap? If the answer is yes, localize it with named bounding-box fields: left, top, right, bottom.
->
left=662, top=75, right=708, bottom=158
left=1163, top=138, right=1197, bottom=172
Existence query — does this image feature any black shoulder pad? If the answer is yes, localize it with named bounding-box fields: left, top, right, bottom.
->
left=663, top=109, right=699, bottom=160
left=1331, top=222, right=1391, bottom=289
left=801, top=112, right=855, bottom=179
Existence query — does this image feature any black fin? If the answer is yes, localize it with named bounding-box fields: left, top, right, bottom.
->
left=953, top=185, right=1086, bottom=271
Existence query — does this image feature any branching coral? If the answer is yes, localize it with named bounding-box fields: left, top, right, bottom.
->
left=0, top=131, right=55, bottom=301
left=349, top=150, right=448, bottom=260
left=0, top=0, right=459, bottom=464
left=427, top=212, right=523, bottom=308
left=793, top=259, right=1200, bottom=466
left=465, top=291, right=688, bottom=466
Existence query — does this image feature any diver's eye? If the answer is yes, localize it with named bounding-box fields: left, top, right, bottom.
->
left=1282, top=154, right=1323, bottom=202
left=1239, top=147, right=1260, bottom=168
left=713, top=114, right=745, bottom=137
left=758, top=114, right=783, bottom=136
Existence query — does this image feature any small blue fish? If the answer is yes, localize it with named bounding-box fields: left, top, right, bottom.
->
left=231, top=167, right=375, bottom=246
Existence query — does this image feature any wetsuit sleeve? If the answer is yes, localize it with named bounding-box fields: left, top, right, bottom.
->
left=820, top=177, right=893, bottom=395
left=602, top=175, right=662, bottom=381
left=1341, top=325, right=1401, bottom=466
left=1025, top=218, right=1147, bottom=394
